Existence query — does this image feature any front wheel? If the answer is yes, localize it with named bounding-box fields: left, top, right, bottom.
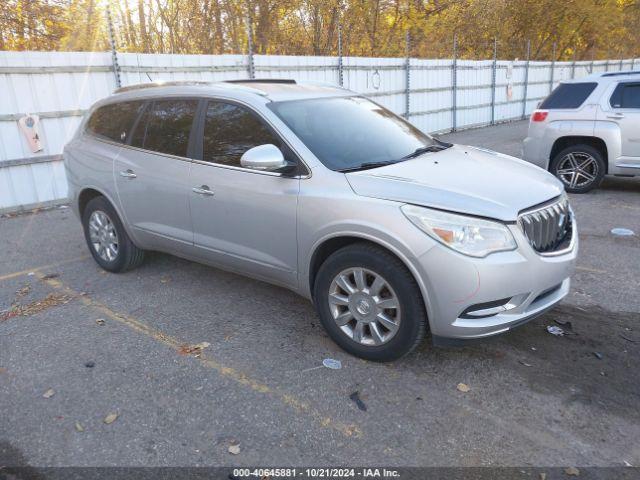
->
left=550, top=144, right=605, bottom=193
left=82, top=196, right=145, bottom=272
left=313, top=243, right=427, bottom=362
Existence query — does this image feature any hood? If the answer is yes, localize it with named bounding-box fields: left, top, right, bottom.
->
left=345, top=145, right=564, bottom=222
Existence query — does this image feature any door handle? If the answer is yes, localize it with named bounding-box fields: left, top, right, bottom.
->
left=119, top=169, right=137, bottom=179
left=192, top=185, right=215, bottom=196
left=607, top=113, right=624, bottom=119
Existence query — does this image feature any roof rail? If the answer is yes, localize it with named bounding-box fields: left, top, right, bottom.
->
left=224, top=79, right=296, bottom=84
left=114, top=81, right=210, bottom=94
left=601, top=71, right=640, bottom=77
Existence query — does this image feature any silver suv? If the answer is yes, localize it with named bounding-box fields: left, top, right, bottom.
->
left=64, top=80, right=577, bottom=361
left=523, top=71, right=640, bottom=193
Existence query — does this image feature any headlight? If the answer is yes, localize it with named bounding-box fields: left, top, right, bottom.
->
left=401, top=205, right=517, bottom=258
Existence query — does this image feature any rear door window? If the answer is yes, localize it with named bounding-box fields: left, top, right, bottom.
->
left=86, top=101, right=145, bottom=143
left=130, top=99, right=199, bottom=158
left=539, top=82, right=598, bottom=109
left=610, top=82, right=640, bottom=109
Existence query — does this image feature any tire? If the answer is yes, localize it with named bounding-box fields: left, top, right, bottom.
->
left=82, top=196, right=145, bottom=273
left=550, top=144, right=605, bottom=193
left=313, top=242, right=427, bottom=362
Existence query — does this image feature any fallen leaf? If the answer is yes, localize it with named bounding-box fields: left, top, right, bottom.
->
left=95, top=318, right=105, bottom=326
left=592, top=352, right=603, bottom=360
left=564, top=467, right=580, bottom=476
left=43, top=388, right=55, bottom=399
left=178, top=342, right=210, bottom=356
left=539, top=473, right=547, bottom=480
left=41, top=273, right=60, bottom=280
left=160, top=276, right=171, bottom=283
left=1, top=293, right=71, bottom=321
left=519, top=360, right=533, bottom=367
left=104, top=413, right=119, bottom=424
left=75, top=422, right=84, bottom=432
left=457, top=383, right=470, bottom=393
left=349, top=391, right=367, bottom=411
left=15, top=284, right=31, bottom=300
left=228, top=443, right=241, bottom=455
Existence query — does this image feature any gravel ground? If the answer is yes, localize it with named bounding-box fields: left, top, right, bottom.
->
left=1, top=121, right=639, bottom=470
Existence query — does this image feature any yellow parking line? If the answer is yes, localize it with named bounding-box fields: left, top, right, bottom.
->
left=614, top=203, right=640, bottom=212
left=35, top=272, right=362, bottom=439
left=575, top=266, right=607, bottom=274
left=0, top=255, right=90, bottom=282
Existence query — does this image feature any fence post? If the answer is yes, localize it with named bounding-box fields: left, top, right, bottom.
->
left=589, top=50, right=594, bottom=74
left=490, top=38, right=497, bottom=125
left=451, top=34, right=458, bottom=132
left=605, top=50, right=610, bottom=72
left=619, top=55, right=624, bottom=71
left=522, top=40, right=530, bottom=119
left=570, top=50, right=576, bottom=79
left=105, top=4, right=121, bottom=89
left=549, top=42, right=556, bottom=94
left=246, top=15, right=255, bottom=79
left=337, top=25, right=344, bottom=87
left=404, top=31, right=411, bottom=119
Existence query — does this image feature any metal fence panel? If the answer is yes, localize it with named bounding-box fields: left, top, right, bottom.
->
left=0, top=50, right=637, bottom=213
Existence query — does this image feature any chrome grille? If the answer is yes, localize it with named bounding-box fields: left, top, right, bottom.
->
left=518, top=196, right=572, bottom=254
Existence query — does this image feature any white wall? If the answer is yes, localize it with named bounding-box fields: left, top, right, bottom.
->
left=0, top=51, right=637, bottom=213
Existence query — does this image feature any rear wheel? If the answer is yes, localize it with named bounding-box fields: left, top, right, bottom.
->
left=550, top=144, right=605, bottom=193
left=82, top=196, right=145, bottom=272
left=313, top=243, right=427, bottom=362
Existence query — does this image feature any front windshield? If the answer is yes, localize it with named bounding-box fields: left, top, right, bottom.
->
left=268, top=96, right=439, bottom=171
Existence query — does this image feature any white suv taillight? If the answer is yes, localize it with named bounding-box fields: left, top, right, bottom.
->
left=531, top=110, right=548, bottom=122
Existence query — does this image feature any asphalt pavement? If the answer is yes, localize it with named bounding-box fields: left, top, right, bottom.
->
left=1, top=121, right=639, bottom=470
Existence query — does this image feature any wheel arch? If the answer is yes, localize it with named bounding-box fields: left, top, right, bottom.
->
left=78, top=187, right=104, bottom=218
left=549, top=136, right=609, bottom=174
left=77, top=186, right=139, bottom=245
left=307, top=233, right=432, bottom=324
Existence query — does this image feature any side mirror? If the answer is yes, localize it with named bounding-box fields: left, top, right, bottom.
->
left=240, top=144, right=287, bottom=172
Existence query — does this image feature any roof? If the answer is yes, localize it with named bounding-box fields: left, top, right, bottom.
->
left=564, top=70, right=640, bottom=83
left=112, top=79, right=351, bottom=102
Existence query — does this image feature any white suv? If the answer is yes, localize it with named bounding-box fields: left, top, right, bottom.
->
left=523, top=71, right=640, bottom=193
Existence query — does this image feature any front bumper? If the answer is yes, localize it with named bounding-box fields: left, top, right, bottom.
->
left=414, top=217, right=578, bottom=340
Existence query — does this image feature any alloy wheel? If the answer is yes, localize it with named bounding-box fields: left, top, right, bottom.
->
left=556, top=152, right=599, bottom=189
left=88, top=210, right=119, bottom=262
left=328, top=267, right=401, bottom=346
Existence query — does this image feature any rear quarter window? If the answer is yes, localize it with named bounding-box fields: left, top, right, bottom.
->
left=539, top=82, right=598, bottom=109
left=86, top=101, right=145, bottom=143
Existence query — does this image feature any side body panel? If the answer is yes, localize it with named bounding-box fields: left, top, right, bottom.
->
left=113, top=147, right=193, bottom=251
left=189, top=162, right=300, bottom=289
left=64, top=136, right=121, bottom=220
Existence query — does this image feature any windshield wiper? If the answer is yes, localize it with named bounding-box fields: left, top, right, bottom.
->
left=400, top=143, right=452, bottom=160
left=337, top=160, right=400, bottom=173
